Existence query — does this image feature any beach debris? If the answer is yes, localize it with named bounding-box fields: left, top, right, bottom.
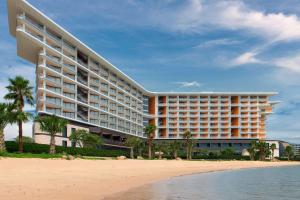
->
left=155, top=151, right=164, bottom=159
left=175, top=157, right=182, bottom=161
left=117, top=156, right=127, bottom=160
left=137, top=156, right=144, bottom=160
left=61, top=152, right=75, bottom=160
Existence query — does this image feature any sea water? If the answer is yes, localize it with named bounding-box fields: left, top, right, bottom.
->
left=105, top=165, right=300, bottom=200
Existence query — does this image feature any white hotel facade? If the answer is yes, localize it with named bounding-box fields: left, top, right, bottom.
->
left=7, top=0, right=278, bottom=149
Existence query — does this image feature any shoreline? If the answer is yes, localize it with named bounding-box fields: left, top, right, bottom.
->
left=104, top=162, right=300, bottom=199
left=0, top=158, right=299, bottom=200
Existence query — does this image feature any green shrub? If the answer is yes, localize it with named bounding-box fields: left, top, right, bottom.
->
left=3, top=153, right=62, bottom=159
left=0, top=150, right=7, bottom=156
left=5, top=141, right=130, bottom=157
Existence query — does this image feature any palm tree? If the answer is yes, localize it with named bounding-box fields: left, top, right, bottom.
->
left=153, top=141, right=166, bottom=159
left=5, top=76, right=34, bottom=153
left=125, top=136, right=144, bottom=159
left=247, top=140, right=257, bottom=160
left=169, top=140, right=182, bottom=159
left=183, top=130, right=192, bottom=160
left=256, top=141, right=269, bottom=161
left=35, top=115, right=68, bottom=154
left=285, top=146, right=293, bottom=161
left=270, top=143, right=276, bottom=161
left=0, top=103, right=15, bottom=152
left=69, top=129, right=102, bottom=148
left=69, top=129, right=84, bottom=148
left=144, top=124, right=156, bottom=159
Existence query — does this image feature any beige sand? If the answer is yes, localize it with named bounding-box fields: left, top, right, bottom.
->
left=0, top=158, right=299, bottom=200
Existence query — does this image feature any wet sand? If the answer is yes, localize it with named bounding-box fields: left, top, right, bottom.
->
left=0, top=158, right=299, bottom=200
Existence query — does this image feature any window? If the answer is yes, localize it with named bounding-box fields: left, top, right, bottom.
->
left=62, top=126, right=67, bottom=137
left=62, top=140, right=67, bottom=147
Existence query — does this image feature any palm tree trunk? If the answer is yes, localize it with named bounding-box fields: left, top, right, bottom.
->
left=174, top=150, right=177, bottom=159
left=186, top=141, right=189, bottom=160
left=148, top=139, right=152, bottom=159
left=0, top=129, right=6, bottom=152
left=130, top=147, right=134, bottom=159
left=18, top=120, right=23, bottom=153
left=49, top=134, right=56, bottom=154
left=189, top=146, right=192, bottom=160
left=18, top=100, right=24, bottom=153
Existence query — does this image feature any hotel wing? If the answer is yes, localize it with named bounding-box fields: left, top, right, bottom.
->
left=7, top=0, right=278, bottom=151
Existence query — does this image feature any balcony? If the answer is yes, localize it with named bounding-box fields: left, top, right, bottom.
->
left=63, top=82, right=75, bottom=91
left=63, top=40, right=76, bottom=53
left=46, top=75, right=61, bottom=85
left=46, top=64, right=61, bottom=73
left=46, top=53, right=61, bottom=63
left=46, top=29, right=62, bottom=44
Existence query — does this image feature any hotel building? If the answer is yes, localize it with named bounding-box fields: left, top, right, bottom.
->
left=7, top=0, right=278, bottom=149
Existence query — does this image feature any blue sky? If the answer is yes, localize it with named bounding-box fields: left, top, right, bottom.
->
left=1, top=0, right=300, bottom=143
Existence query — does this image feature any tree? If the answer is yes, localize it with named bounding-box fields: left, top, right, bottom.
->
left=81, top=132, right=102, bottom=148
left=5, top=76, right=34, bottom=153
left=69, top=129, right=84, bottom=148
left=247, top=141, right=257, bottom=161
left=69, top=129, right=102, bottom=148
left=221, top=148, right=235, bottom=158
left=183, top=130, right=192, bottom=160
left=169, top=140, right=182, bottom=159
left=144, top=124, right=156, bottom=159
left=270, top=143, right=276, bottom=161
left=35, top=115, right=68, bottom=154
left=125, top=136, right=144, bottom=159
left=0, top=103, right=15, bottom=152
left=256, top=141, right=269, bottom=161
left=153, top=141, right=165, bottom=159
left=285, top=145, right=294, bottom=161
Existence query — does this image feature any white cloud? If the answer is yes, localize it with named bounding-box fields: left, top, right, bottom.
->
left=54, top=0, right=300, bottom=42
left=273, top=53, right=300, bottom=73
left=165, top=1, right=300, bottom=42
left=212, top=2, right=300, bottom=42
left=175, top=81, right=202, bottom=88
left=231, top=51, right=262, bottom=65
left=195, top=38, right=241, bottom=48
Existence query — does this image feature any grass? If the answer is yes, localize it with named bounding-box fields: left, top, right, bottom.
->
left=0, top=152, right=114, bottom=160
left=0, top=152, right=63, bottom=159
left=81, top=156, right=107, bottom=160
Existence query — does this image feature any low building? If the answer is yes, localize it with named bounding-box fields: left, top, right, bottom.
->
left=291, top=143, right=300, bottom=156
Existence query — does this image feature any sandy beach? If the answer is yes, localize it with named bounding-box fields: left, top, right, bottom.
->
left=0, top=158, right=299, bottom=200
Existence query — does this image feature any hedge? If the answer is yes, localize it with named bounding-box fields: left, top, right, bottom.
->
left=5, top=141, right=130, bottom=157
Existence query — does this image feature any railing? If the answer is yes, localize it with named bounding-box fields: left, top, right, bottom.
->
left=63, top=112, right=75, bottom=119
left=46, top=30, right=62, bottom=44
left=77, top=74, right=88, bottom=85
left=77, top=93, right=88, bottom=103
left=46, top=99, right=61, bottom=106
left=46, top=76, right=61, bottom=85
left=25, top=16, right=43, bottom=31
left=63, top=63, right=76, bottom=72
left=46, top=54, right=60, bottom=63
left=63, top=83, right=75, bottom=91
left=77, top=112, right=88, bottom=122
left=78, top=59, right=88, bottom=68
left=63, top=41, right=76, bottom=52
left=63, top=103, right=75, bottom=110
left=46, top=64, right=61, bottom=73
